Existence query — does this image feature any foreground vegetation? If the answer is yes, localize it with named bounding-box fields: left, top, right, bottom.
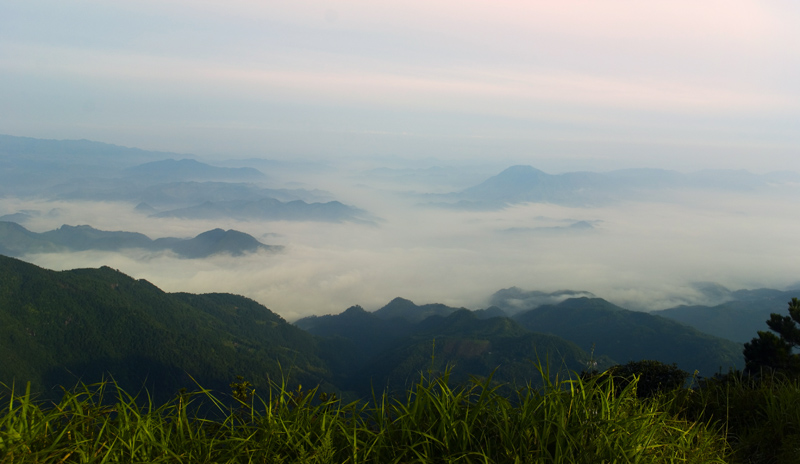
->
left=5, top=366, right=797, bottom=464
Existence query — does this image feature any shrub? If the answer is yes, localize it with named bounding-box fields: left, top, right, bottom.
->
left=587, top=360, right=689, bottom=399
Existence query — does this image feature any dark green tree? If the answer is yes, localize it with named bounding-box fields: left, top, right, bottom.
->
left=582, top=359, right=689, bottom=398
left=608, top=360, right=689, bottom=398
left=743, top=297, right=800, bottom=375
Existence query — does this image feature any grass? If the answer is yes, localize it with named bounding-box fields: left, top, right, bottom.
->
left=681, top=371, right=800, bottom=464
left=0, top=366, right=753, bottom=463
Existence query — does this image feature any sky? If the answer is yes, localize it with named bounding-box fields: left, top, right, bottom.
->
left=2, top=0, right=800, bottom=172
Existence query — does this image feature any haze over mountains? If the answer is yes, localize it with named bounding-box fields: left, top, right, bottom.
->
left=1, top=134, right=799, bottom=321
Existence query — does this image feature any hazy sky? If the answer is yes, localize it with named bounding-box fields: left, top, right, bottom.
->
left=2, top=0, right=799, bottom=172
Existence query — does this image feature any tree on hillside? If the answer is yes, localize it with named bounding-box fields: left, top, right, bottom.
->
left=743, top=297, right=800, bottom=375
left=583, top=360, right=689, bottom=398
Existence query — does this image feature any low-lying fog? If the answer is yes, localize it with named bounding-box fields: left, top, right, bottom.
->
left=3, top=163, right=800, bottom=321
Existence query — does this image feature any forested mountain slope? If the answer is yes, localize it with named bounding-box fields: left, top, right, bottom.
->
left=0, top=255, right=331, bottom=401
left=1, top=254, right=748, bottom=402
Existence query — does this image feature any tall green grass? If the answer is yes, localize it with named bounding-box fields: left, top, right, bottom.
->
left=0, top=368, right=730, bottom=463
left=683, top=372, right=800, bottom=464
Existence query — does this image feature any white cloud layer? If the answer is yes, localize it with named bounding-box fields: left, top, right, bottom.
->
left=5, top=181, right=800, bottom=321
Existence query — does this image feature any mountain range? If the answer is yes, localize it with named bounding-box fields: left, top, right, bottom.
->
left=1, top=251, right=789, bottom=403
left=0, top=256, right=607, bottom=400
left=3, top=252, right=790, bottom=404
left=3, top=255, right=755, bottom=402
left=298, top=296, right=745, bottom=383
left=0, top=134, right=368, bottom=223
left=488, top=286, right=798, bottom=354
left=0, top=222, right=281, bottom=258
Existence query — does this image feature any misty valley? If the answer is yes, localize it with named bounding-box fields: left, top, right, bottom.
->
left=3, top=134, right=800, bottom=462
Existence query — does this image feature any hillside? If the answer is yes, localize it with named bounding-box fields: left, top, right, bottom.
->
left=0, top=255, right=330, bottom=401
left=357, top=310, right=607, bottom=394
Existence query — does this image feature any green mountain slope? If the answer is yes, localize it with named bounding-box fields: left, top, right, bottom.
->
left=0, top=255, right=330, bottom=401
left=513, top=297, right=744, bottom=376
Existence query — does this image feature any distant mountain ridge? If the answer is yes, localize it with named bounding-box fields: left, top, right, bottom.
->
left=488, top=285, right=800, bottom=347
left=0, top=134, right=368, bottom=223
left=123, top=158, right=265, bottom=182
left=512, top=297, right=744, bottom=376
left=433, top=165, right=800, bottom=209
left=0, top=134, right=183, bottom=166
left=0, top=222, right=281, bottom=258
left=653, top=288, right=800, bottom=343
left=488, top=287, right=596, bottom=315
left=372, top=297, right=467, bottom=323
left=0, top=134, right=190, bottom=196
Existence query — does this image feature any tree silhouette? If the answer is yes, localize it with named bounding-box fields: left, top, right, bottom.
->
left=743, top=297, right=800, bottom=375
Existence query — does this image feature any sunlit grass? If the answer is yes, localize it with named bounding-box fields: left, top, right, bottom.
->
left=0, top=366, right=736, bottom=463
